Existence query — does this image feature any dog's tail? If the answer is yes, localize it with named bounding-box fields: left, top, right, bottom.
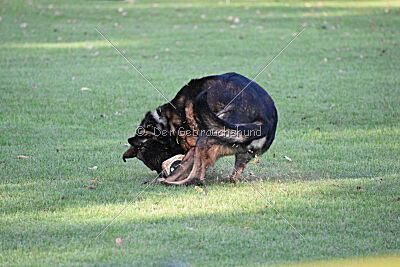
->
left=193, top=91, right=276, bottom=144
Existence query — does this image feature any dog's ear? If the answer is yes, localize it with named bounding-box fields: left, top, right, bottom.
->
left=128, top=137, right=135, bottom=146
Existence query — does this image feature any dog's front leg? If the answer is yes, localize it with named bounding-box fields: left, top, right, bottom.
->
left=157, top=147, right=195, bottom=184
left=163, top=137, right=229, bottom=185
left=162, top=136, right=209, bottom=185
left=163, top=147, right=202, bottom=185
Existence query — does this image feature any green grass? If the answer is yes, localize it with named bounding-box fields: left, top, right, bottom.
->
left=1, top=0, right=399, bottom=265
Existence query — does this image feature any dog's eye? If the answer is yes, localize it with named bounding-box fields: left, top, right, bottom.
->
left=138, top=144, right=145, bottom=150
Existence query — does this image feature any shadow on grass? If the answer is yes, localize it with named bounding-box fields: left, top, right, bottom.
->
left=1, top=174, right=398, bottom=264
left=1, top=184, right=398, bottom=265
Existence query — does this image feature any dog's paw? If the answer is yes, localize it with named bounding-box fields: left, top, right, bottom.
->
left=142, top=178, right=165, bottom=185
left=156, top=178, right=166, bottom=183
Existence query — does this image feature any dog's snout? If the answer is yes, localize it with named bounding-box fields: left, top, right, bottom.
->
left=122, top=146, right=136, bottom=162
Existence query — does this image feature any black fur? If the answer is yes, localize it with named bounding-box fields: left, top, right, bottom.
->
left=123, top=72, right=278, bottom=179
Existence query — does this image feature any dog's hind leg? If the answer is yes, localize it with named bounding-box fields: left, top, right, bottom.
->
left=229, top=153, right=253, bottom=182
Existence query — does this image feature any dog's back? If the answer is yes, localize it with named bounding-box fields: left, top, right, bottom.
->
left=193, top=72, right=277, bottom=149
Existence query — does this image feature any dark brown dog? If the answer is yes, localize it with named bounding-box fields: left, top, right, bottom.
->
left=123, top=72, right=277, bottom=185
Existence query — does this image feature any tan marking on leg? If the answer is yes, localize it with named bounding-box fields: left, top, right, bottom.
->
left=164, top=138, right=236, bottom=185
left=230, top=153, right=253, bottom=182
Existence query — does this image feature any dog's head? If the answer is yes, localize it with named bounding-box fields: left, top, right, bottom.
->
left=122, top=110, right=182, bottom=173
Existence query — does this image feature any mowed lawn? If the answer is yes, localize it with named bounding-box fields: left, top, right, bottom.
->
left=1, top=0, right=399, bottom=265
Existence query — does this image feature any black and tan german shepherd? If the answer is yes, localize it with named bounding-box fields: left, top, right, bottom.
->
left=122, top=72, right=277, bottom=185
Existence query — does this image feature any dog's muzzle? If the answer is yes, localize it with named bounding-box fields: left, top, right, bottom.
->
left=122, top=146, right=136, bottom=162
